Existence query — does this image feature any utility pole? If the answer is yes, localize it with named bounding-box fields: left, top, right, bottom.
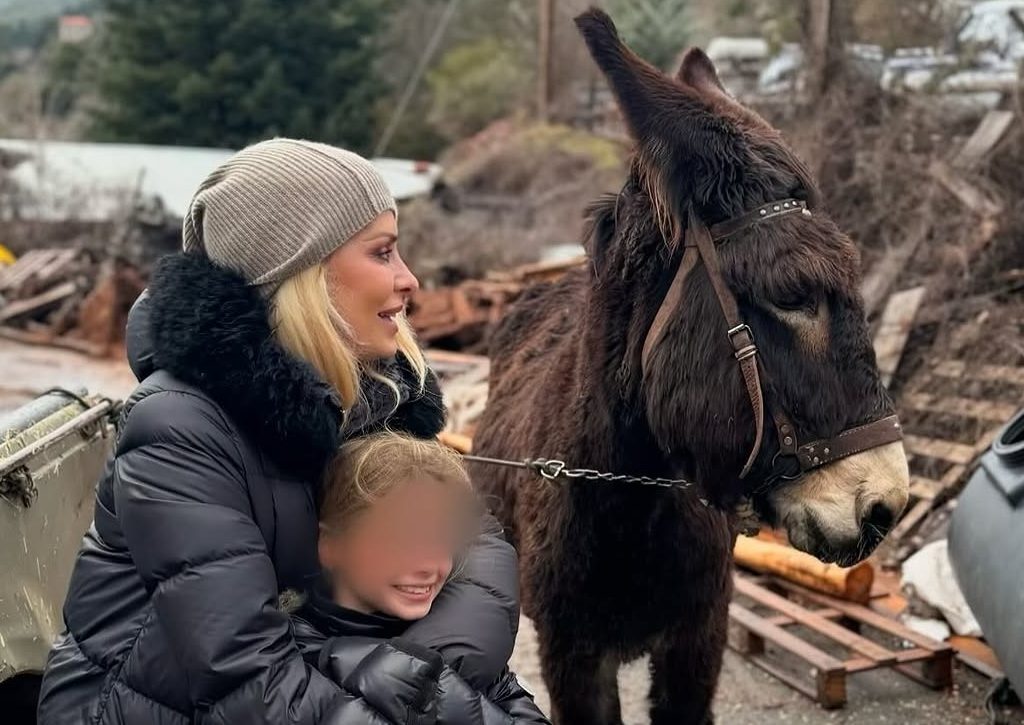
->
left=538, top=0, right=554, bottom=122
left=806, top=0, right=834, bottom=103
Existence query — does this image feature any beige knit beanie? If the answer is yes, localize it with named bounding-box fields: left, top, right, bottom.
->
left=182, top=138, right=397, bottom=295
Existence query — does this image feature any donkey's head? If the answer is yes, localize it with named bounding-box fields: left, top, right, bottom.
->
left=576, top=9, right=908, bottom=566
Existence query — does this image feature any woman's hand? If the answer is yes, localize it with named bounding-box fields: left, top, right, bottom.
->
left=321, top=638, right=443, bottom=725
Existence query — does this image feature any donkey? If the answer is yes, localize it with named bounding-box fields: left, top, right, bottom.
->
left=469, top=10, right=910, bottom=725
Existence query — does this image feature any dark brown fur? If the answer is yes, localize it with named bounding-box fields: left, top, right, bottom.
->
left=470, top=10, right=894, bottom=724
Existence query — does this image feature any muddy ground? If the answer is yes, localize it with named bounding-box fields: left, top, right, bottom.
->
left=0, top=340, right=136, bottom=412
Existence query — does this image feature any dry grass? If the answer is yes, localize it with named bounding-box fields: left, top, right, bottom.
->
left=400, top=119, right=627, bottom=286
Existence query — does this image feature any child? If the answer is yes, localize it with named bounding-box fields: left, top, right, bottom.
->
left=288, top=432, right=549, bottom=724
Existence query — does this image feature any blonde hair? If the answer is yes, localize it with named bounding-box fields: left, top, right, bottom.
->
left=270, top=264, right=428, bottom=411
left=320, top=432, right=474, bottom=531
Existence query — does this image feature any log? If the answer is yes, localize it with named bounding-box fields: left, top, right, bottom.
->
left=438, top=431, right=473, bottom=454
left=733, top=535, right=874, bottom=603
left=425, top=349, right=490, bottom=367
left=872, top=286, right=926, bottom=387
left=488, top=256, right=586, bottom=284
left=0, top=249, right=54, bottom=293
left=25, top=247, right=78, bottom=295
left=928, top=160, right=1003, bottom=217
left=953, top=110, right=1015, bottom=170
left=860, top=209, right=931, bottom=316
left=449, top=287, right=476, bottom=325
left=0, top=281, right=78, bottom=323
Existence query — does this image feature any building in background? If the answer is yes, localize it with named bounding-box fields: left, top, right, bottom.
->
left=57, top=15, right=94, bottom=44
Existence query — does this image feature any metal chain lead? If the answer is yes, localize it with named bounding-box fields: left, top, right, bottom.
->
left=462, top=454, right=707, bottom=505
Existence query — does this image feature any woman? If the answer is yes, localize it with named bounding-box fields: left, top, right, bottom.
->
left=37, top=139, right=520, bottom=724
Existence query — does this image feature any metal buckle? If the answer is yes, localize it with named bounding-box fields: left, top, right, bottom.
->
left=727, top=324, right=757, bottom=360
left=727, top=323, right=752, bottom=339
left=733, top=345, right=757, bottom=361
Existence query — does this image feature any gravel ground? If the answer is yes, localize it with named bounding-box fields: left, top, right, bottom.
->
left=510, top=616, right=1021, bottom=724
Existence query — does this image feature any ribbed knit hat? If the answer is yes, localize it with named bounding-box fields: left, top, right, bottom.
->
left=182, top=138, right=397, bottom=295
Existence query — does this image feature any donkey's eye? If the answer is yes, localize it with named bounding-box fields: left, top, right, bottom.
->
left=772, top=290, right=819, bottom=315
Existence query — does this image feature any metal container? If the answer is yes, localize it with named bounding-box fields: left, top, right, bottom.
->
left=949, top=407, right=1024, bottom=694
left=0, top=390, right=116, bottom=700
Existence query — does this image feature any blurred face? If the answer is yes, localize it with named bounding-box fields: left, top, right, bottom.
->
left=318, top=478, right=467, bottom=620
left=324, top=211, right=419, bottom=361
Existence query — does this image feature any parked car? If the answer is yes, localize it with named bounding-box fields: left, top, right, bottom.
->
left=880, top=0, right=1024, bottom=111
left=710, top=1, right=1022, bottom=109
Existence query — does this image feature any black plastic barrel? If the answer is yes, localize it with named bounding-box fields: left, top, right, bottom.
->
left=949, top=407, right=1024, bottom=695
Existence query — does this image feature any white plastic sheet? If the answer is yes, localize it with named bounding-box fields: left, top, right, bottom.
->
left=901, top=539, right=983, bottom=637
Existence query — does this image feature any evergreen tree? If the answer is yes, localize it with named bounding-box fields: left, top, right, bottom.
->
left=91, top=0, right=391, bottom=152
left=606, top=0, right=691, bottom=70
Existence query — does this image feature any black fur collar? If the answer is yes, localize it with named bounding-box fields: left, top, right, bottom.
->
left=141, top=253, right=445, bottom=478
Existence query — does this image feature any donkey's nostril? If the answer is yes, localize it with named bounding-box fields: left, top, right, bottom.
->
left=862, top=501, right=895, bottom=535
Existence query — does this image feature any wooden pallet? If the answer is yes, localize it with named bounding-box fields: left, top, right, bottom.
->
left=729, top=575, right=954, bottom=709
left=888, top=356, right=1024, bottom=552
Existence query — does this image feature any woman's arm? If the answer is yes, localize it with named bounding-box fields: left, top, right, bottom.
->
left=114, top=390, right=339, bottom=724
left=318, top=638, right=550, bottom=725
left=318, top=637, right=443, bottom=725
left=481, top=669, right=551, bottom=724
left=401, top=515, right=521, bottom=691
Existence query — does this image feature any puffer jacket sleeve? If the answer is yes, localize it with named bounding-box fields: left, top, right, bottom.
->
left=319, top=638, right=549, bottom=725
left=428, top=667, right=551, bottom=724
left=113, top=389, right=340, bottom=724
left=480, top=669, right=550, bottom=724
left=402, top=515, right=520, bottom=691
left=319, top=638, right=444, bottom=725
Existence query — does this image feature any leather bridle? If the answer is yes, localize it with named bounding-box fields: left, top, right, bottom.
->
left=640, top=198, right=903, bottom=482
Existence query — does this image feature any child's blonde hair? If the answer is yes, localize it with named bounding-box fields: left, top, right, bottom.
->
left=321, top=432, right=474, bottom=532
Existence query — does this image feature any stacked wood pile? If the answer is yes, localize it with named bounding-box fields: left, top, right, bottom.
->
left=0, top=248, right=146, bottom=356
left=860, top=108, right=1023, bottom=565
left=409, top=255, right=584, bottom=351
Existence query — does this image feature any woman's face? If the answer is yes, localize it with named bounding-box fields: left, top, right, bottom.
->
left=324, top=211, right=418, bottom=361
left=318, top=478, right=463, bottom=620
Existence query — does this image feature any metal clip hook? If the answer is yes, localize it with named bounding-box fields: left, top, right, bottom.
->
left=536, top=459, right=566, bottom=480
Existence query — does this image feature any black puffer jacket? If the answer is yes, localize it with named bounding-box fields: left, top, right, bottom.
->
left=37, top=253, right=521, bottom=725
left=288, top=588, right=549, bottom=724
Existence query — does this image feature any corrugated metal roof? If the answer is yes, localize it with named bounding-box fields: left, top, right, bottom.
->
left=0, top=139, right=442, bottom=224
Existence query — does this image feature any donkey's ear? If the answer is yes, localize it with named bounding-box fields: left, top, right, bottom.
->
left=576, top=9, right=747, bottom=218
left=675, top=48, right=726, bottom=94
left=575, top=9, right=682, bottom=140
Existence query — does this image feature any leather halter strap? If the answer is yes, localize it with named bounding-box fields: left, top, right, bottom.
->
left=639, top=197, right=903, bottom=480
left=686, top=210, right=764, bottom=478
left=640, top=198, right=810, bottom=375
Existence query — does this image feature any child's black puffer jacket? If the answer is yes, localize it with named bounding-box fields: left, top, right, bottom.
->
left=291, top=592, right=550, bottom=724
